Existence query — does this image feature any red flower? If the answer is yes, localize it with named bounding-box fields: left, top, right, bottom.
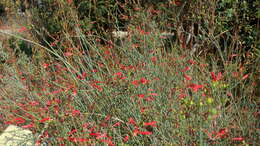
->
left=89, top=132, right=100, bottom=137
left=189, top=84, right=204, bottom=92
left=18, top=26, right=27, bottom=32
left=151, top=56, right=156, bottom=63
left=232, top=137, right=244, bottom=141
left=77, top=138, right=89, bottom=142
left=123, top=135, right=129, bottom=142
left=22, top=123, right=34, bottom=128
left=43, top=63, right=50, bottom=69
left=140, top=77, right=148, bottom=84
left=14, top=117, right=26, bottom=124
left=112, top=122, right=121, bottom=127
left=149, top=93, right=158, bottom=96
left=137, top=94, right=145, bottom=99
left=72, top=110, right=80, bottom=116
left=39, top=117, right=52, bottom=123
left=184, top=74, right=192, bottom=81
left=215, top=128, right=228, bottom=139
left=132, top=80, right=140, bottom=87
left=181, top=66, right=190, bottom=72
left=211, top=72, right=222, bottom=81
left=67, top=129, right=77, bottom=135
left=128, top=118, right=136, bottom=125
left=144, top=121, right=157, bottom=127
left=139, top=131, right=153, bottom=135
left=242, top=74, right=249, bottom=80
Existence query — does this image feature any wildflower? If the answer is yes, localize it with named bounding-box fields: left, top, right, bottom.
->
left=145, top=96, right=155, bottom=101
left=188, top=59, right=196, bottom=65
left=242, top=74, right=249, bottom=80
left=149, top=93, right=158, bottom=96
left=78, top=138, right=89, bottom=142
left=133, top=127, right=139, bottom=136
left=43, top=63, right=50, bottom=69
left=151, top=56, right=157, bottom=63
left=14, top=117, right=26, bottom=124
left=123, top=135, right=129, bottom=142
left=91, top=83, right=103, bottom=91
left=144, top=121, right=157, bottom=127
left=112, top=122, right=121, bottom=127
left=188, top=84, right=204, bottom=92
left=211, top=72, right=222, bottom=82
left=67, top=137, right=77, bottom=142
left=140, top=77, right=148, bottom=84
left=139, top=131, right=153, bottom=135
left=215, top=128, right=228, bottom=139
left=184, top=74, right=192, bottom=81
left=96, top=133, right=107, bottom=139
left=67, top=129, right=77, bottom=135
left=72, top=110, right=80, bottom=117
left=137, top=94, right=145, bottom=99
left=92, top=69, right=98, bottom=73
left=232, top=137, right=244, bottom=141
left=39, top=117, right=52, bottom=123
left=22, top=123, right=34, bottom=128
left=132, top=80, right=140, bottom=87
left=181, top=66, right=190, bottom=72
left=29, top=101, right=40, bottom=106
left=89, top=132, right=100, bottom=137
left=18, top=26, right=27, bottom=32
left=128, top=118, right=136, bottom=125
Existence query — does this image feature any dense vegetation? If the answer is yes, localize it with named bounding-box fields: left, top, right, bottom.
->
left=0, top=0, right=259, bottom=145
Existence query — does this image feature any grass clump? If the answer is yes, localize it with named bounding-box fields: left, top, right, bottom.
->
left=0, top=0, right=259, bottom=145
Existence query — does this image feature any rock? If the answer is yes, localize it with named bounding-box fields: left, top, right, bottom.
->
left=0, top=125, right=34, bottom=146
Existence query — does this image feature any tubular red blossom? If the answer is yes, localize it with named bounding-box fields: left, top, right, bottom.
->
left=149, top=93, right=158, bottom=96
left=67, top=129, right=77, bottom=135
left=18, top=26, right=27, bottom=32
left=144, top=121, right=157, bottom=127
left=211, top=72, right=222, bottom=81
left=123, top=135, right=129, bottom=142
left=114, top=72, right=122, bottom=76
left=242, top=74, right=249, bottom=80
left=188, top=59, right=196, bottom=65
left=137, top=94, right=145, bottom=99
left=72, top=110, right=81, bottom=116
left=128, top=118, right=136, bottom=125
left=184, top=74, right=192, bottom=81
left=139, top=131, right=153, bottom=135
left=181, top=66, right=190, bottom=72
left=89, top=132, right=101, bottom=137
left=22, top=123, right=34, bottom=128
left=39, top=117, right=52, bottom=123
left=140, top=77, right=149, bottom=84
left=112, top=122, right=121, bottom=127
left=151, top=56, right=156, bottom=63
left=14, top=117, right=26, bottom=124
left=145, top=96, right=155, bottom=101
left=91, top=83, right=103, bottom=91
left=77, top=138, right=89, bottom=142
left=189, top=84, right=204, bottom=92
left=43, top=63, right=50, bottom=69
left=232, top=137, right=244, bottom=141
left=132, top=80, right=140, bottom=86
